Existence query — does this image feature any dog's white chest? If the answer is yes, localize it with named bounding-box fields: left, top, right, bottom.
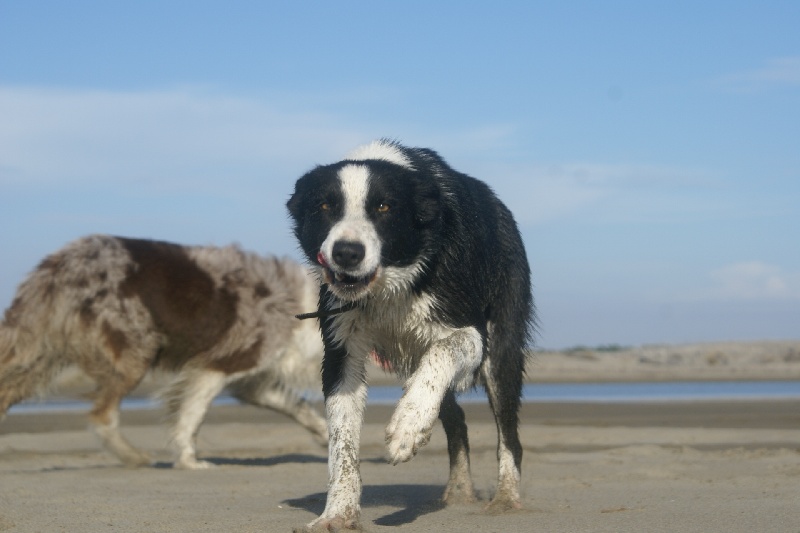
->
left=338, top=292, right=450, bottom=376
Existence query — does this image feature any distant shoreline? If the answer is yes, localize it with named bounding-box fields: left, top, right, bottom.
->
left=19, top=339, right=800, bottom=395
left=11, top=380, right=800, bottom=417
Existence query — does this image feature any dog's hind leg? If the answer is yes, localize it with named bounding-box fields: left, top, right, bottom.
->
left=228, top=375, right=328, bottom=446
left=165, top=369, right=227, bottom=469
left=438, top=389, right=476, bottom=504
left=88, top=382, right=153, bottom=467
left=480, top=354, right=524, bottom=513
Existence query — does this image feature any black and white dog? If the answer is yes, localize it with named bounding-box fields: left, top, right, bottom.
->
left=288, top=140, right=534, bottom=531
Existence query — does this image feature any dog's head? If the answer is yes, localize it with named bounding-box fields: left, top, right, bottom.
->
left=287, top=140, right=441, bottom=302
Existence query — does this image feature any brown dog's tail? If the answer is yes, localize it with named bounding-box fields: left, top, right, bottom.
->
left=0, top=315, right=62, bottom=418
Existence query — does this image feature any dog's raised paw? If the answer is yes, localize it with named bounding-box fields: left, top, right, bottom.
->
left=385, top=393, right=438, bottom=464
left=385, top=417, right=432, bottom=465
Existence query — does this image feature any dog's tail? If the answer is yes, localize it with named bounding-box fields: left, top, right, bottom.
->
left=0, top=276, right=69, bottom=418
left=0, top=316, right=62, bottom=417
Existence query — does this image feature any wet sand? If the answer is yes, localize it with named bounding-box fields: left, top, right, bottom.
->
left=2, top=398, right=800, bottom=532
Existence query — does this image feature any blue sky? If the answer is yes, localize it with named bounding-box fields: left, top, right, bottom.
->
left=1, top=2, right=798, bottom=349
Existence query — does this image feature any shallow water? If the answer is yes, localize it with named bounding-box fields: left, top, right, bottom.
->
left=8, top=381, right=800, bottom=414
left=453, top=380, right=800, bottom=404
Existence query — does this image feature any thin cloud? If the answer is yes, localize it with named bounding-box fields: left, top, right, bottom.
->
left=0, top=86, right=526, bottom=193
left=708, top=261, right=800, bottom=300
left=0, top=85, right=722, bottom=230
left=0, top=85, right=364, bottom=187
left=716, top=56, right=800, bottom=92
left=485, top=162, right=718, bottom=226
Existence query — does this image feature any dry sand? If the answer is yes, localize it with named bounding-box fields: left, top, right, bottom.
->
left=2, top=341, right=800, bottom=532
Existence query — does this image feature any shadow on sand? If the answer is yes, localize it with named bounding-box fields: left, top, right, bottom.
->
left=152, top=452, right=327, bottom=469
left=284, top=484, right=448, bottom=527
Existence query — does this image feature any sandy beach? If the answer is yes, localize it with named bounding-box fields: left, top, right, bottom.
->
left=2, top=341, right=800, bottom=532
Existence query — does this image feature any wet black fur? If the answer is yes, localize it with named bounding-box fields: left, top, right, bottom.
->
left=287, top=141, right=535, bottom=480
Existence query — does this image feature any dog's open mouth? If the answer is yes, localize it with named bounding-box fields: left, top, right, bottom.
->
left=325, top=268, right=378, bottom=292
left=316, top=251, right=378, bottom=298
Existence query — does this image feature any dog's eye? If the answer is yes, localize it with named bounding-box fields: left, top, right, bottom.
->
left=320, top=202, right=330, bottom=211
left=377, top=203, right=390, bottom=213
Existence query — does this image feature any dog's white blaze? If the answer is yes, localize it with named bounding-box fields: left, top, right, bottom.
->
left=319, top=164, right=381, bottom=278
left=346, top=140, right=413, bottom=169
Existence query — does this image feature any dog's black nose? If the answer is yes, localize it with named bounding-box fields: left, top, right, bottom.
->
left=332, top=240, right=365, bottom=269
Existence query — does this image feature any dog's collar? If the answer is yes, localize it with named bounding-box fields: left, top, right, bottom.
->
left=295, top=301, right=358, bottom=320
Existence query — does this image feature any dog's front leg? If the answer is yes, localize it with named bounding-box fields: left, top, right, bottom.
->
left=167, top=370, right=228, bottom=469
left=386, top=327, right=483, bottom=465
left=301, top=345, right=368, bottom=532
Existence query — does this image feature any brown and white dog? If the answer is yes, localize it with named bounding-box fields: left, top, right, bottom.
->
left=0, top=235, right=327, bottom=468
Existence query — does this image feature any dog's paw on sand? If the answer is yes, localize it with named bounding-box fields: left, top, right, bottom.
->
left=119, top=451, right=153, bottom=468
left=173, top=457, right=215, bottom=470
left=483, top=495, right=523, bottom=515
left=443, top=489, right=477, bottom=506
left=442, top=479, right=477, bottom=505
left=293, top=516, right=364, bottom=532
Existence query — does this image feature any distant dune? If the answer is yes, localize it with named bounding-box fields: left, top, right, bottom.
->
left=524, top=340, right=800, bottom=383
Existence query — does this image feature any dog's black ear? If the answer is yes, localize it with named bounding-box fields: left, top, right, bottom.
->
left=287, top=172, right=313, bottom=221
left=414, top=179, right=442, bottom=227
left=286, top=190, right=301, bottom=220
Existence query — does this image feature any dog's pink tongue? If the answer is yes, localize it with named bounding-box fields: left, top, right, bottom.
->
left=316, top=252, right=328, bottom=267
